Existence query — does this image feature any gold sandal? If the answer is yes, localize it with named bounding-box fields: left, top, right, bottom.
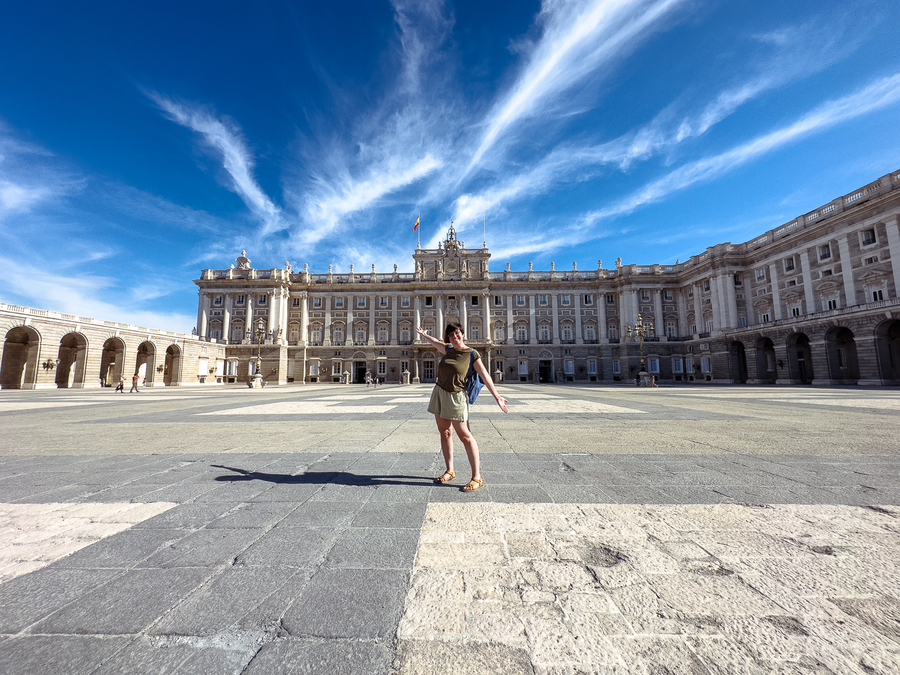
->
left=462, top=477, right=484, bottom=492
left=434, top=470, right=455, bottom=484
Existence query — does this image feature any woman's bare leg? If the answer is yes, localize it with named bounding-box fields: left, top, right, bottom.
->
left=435, top=415, right=454, bottom=473
left=451, top=419, right=481, bottom=481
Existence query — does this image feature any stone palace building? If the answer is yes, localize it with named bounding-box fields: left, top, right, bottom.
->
left=2, top=170, right=898, bottom=389
left=192, top=171, right=900, bottom=387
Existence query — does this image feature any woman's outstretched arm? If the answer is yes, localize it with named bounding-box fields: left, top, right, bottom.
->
left=473, top=358, right=509, bottom=413
left=416, top=327, right=447, bottom=355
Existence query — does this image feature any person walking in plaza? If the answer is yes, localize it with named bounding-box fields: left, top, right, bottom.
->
left=115, top=375, right=125, bottom=393
left=130, top=373, right=140, bottom=393
left=417, top=323, right=509, bottom=492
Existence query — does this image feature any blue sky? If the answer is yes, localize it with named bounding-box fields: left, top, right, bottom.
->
left=0, top=0, right=897, bottom=333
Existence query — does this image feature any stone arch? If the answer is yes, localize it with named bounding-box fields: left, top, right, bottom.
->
left=99, top=337, right=126, bottom=387
left=136, top=341, right=156, bottom=386
left=874, top=319, right=900, bottom=384
left=824, top=326, right=859, bottom=384
left=786, top=332, right=813, bottom=384
left=57, top=332, right=89, bottom=388
left=163, top=343, right=181, bottom=386
left=755, top=336, right=777, bottom=384
left=728, top=340, right=748, bottom=384
left=1, top=325, right=41, bottom=389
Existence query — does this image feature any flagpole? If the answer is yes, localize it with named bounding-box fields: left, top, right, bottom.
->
left=417, top=212, right=420, bottom=248
left=483, top=211, right=486, bottom=248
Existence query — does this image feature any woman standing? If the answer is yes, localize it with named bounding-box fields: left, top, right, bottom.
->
left=416, top=323, right=509, bottom=492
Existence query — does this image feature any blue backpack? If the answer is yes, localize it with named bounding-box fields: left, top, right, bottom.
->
left=466, top=350, right=484, bottom=404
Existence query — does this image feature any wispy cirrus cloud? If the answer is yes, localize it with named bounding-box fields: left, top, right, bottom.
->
left=147, top=92, right=284, bottom=235
left=464, top=0, right=687, bottom=175
left=582, top=72, right=900, bottom=225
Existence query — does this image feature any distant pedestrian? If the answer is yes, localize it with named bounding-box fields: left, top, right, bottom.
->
left=635, top=373, right=640, bottom=387
left=115, top=376, right=125, bottom=393
left=650, top=375, right=658, bottom=388
left=417, top=323, right=509, bottom=492
left=130, top=373, right=140, bottom=393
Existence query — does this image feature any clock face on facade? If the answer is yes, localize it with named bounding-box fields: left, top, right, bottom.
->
left=445, top=260, right=458, bottom=274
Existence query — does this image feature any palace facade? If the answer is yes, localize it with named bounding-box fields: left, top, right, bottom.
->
left=193, top=171, right=900, bottom=387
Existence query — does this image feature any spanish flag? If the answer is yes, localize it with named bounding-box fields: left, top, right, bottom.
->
left=413, top=214, right=420, bottom=232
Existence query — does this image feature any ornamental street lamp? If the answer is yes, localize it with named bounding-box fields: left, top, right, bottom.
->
left=626, top=313, right=653, bottom=374
left=254, top=320, right=266, bottom=375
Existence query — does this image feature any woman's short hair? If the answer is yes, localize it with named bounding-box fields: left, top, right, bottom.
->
left=444, top=322, right=465, bottom=342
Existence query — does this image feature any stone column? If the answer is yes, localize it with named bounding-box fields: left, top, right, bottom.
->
left=691, top=285, right=702, bottom=334
left=461, top=294, right=468, bottom=334
left=223, top=293, right=232, bottom=344
left=653, top=290, right=664, bottom=337
left=598, top=293, right=608, bottom=343
left=768, top=264, right=782, bottom=320
left=724, top=275, right=738, bottom=329
left=709, top=278, right=721, bottom=333
left=676, top=290, right=687, bottom=336
left=414, top=296, right=421, bottom=342
left=346, top=295, right=354, bottom=346
left=266, top=290, right=276, bottom=339
left=506, top=295, right=514, bottom=345
left=391, top=294, right=398, bottom=345
left=324, top=300, right=332, bottom=346
left=368, top=294, right=376, bottom=345
left=300, top=292, right=309, bottom=345
left=245, top=294, right=254, bottom=342
left=574, top=293, right=583, bottom=344
left=884, top=216, right=900, bottom=301
left=799, top=251, right=816, bottom=315
left=551, top=294, right=559, bottom=342
left=436, top=294, right=444, bottom=334
left=529, top=295, right=537, bottom=345
left=836, top=235, right=857, bottom=307
left=197, top=292, right=209, bottom=338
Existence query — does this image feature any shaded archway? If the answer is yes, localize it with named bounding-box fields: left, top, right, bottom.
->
left=99, top=338, right=126, bottom=387
left=755, top=337, right=777, bottom=384
left=729, top=341, right=748, bottom=384
left=136, top=342, right=156, bottom=386
left=57, top=332, right=88, bottom=388
left=825, top=327, right=859, bottom=384
left=874, top=319, right=900, bottom=384
left=787, top=332, right=813, bottom=384
left=0, top=326, right=41, bottom=389
left=164, top=344, right=181, bottom=386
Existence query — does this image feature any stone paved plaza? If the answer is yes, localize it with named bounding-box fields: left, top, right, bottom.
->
left=0, top=383, right=898, bottom=674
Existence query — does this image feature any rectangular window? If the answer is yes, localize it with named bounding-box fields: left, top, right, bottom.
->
left=292, top=298, right=300, bottom=307
left=516, top=295, right=526, bottom=306
left=664, top=291, right=673, bottom=301
left=378, top=327, right=389, bottom=342
left=786, top=280, right=796, bottom=287
left=401, top=360, right=409, bottom=374
left=612, top=360, right=621, bottom=375
left=821, top=269, right=833, bottom=276
left=516, top=326, right=527, bottom=342
left=335, top=298, right=345, bottom=308
left=784, top=258, right=795, bottom=272
left=379, top=297, right=389, bottom=307
left=827, top=299, right=838, bottom=311
left=861, top=229, right=876, bottom=246
left=648, top=358, right=659, bottom=374
left=309, top=361, right=319, bottom=376
left=791, top=307, right=801, bottom=317
left=755, top=268, right=766, bottom=281
left=312, top=297, right=322, bottom=308
left=494, top=296, right=503, bottom=306
left=518, top=360, right=529, bottom=375
left=539, top=325, right=550, bottom=341
left=864, top=256, right=878, bottom=265
left=400, top=296, right=410, bottom=308
left=666, top=321, right=677, bottom=337
left=213, top=296, right=223, bottom=305
left=560, top=295, right=571, bottom=306
left=584, top=294, right=593, bottom=305
left=258, top=295, right=267, bottom=305
left=685, top=357, right=694, bottom=373
left=332, top=362, right=342, bottom=376
left=819, top=244, right=831, bottom=260
left=425, top=296, right=433, bottom=307
left=606, top=295, right=615, bottom=305
left=700, top=356, right=711, bottom=373
left=470, top=325, right=481, bottom=340
left=564, top=360, right=574, bottom=375
left=538, top=295, right=548, bottom=306
left=703, top=280, right=710, bottom=291
left=734, top=274, right=742, bottom=287
left=377, top=361, right=386, bottom=375
left=471, top=295, right=479, bottom=306
left=873, top=289, right=884, bottom=301
left=584, top=325, right=596, bottom=341
left=707, top=320, right=714, bottom=332
left=738, top=316, right=747, bottom=327
left=357, top=297, right=366, bottom=308
left=588, top=360, right=597, bottom=375
left=672, top=358, right=684, bottom=374
left=236, top=294, right=245, bottom=305
left=761, top=313, right=770, bottom=323
left=641, top=291, right=650, bottom=301
left=691, top=324, right=697, bottom=334
left=423, top=360, right=435, bottom=381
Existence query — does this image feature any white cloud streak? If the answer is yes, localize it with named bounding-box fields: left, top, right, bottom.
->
left=147, top=92, right=284, bottom=235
